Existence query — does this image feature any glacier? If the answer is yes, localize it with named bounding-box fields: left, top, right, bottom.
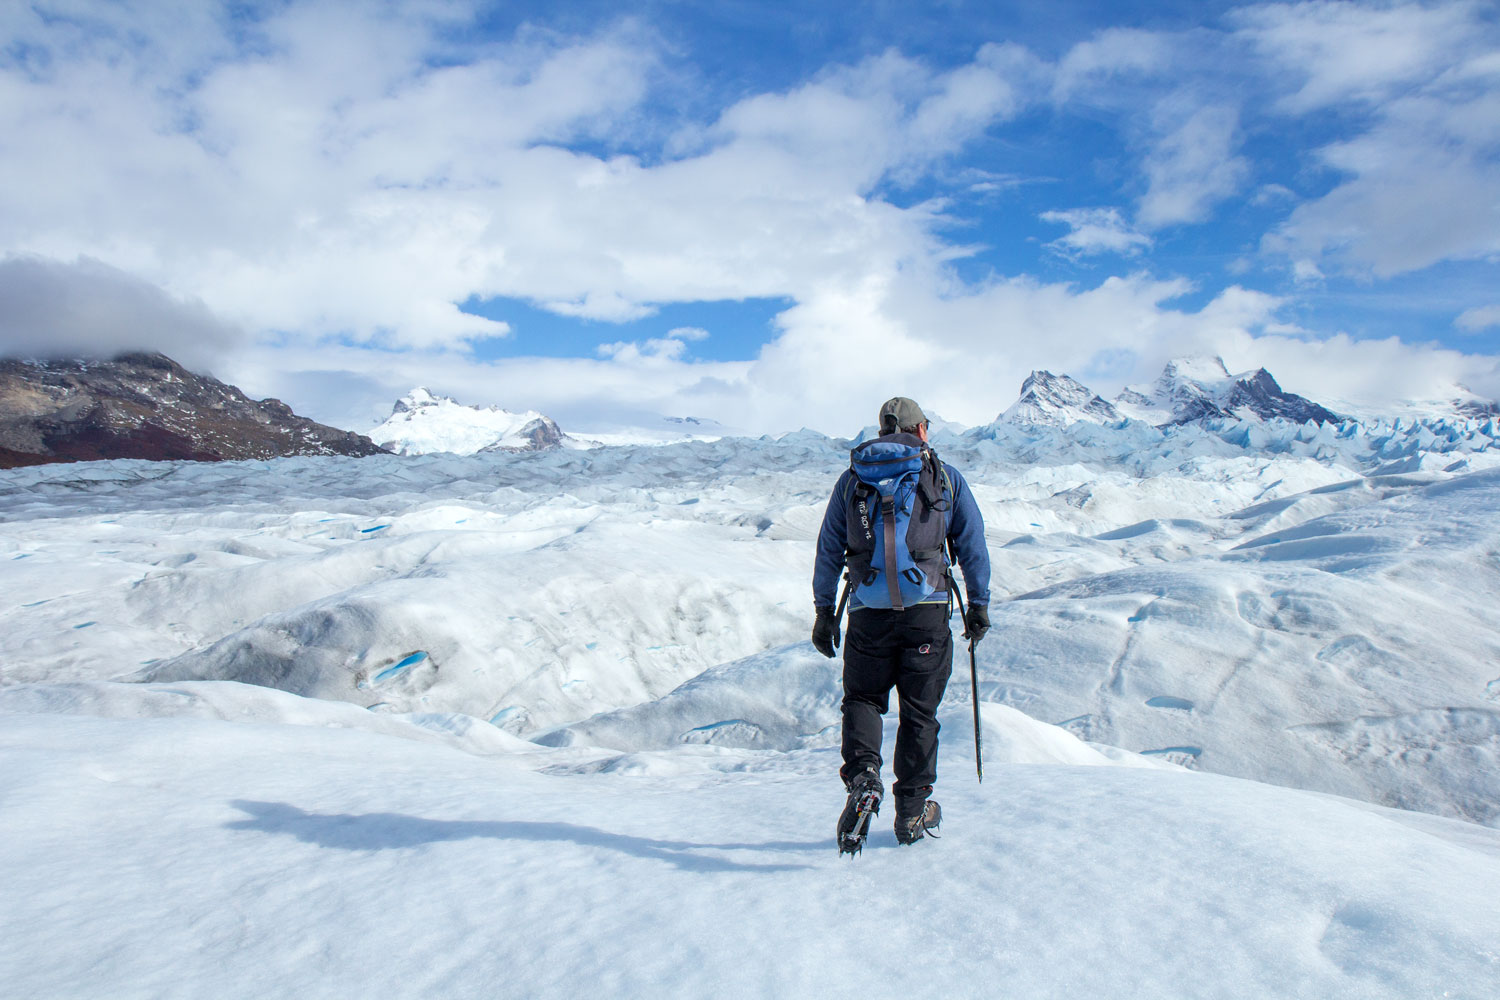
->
left=3, top=411, right=1500, bottom=997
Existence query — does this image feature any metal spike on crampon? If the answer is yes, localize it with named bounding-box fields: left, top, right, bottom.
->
left=836, top=785, right=882, bottom=857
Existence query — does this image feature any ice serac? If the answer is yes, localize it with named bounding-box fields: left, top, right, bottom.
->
left=0, top=352, right=386, bottom=469
left=1115, top=356, right=1344, bottom=427
left=369, top=387, right=574, bottom=455
left=1455, top=397, right=1500, bottom=419
left=1001, top=370, right=1122, bottom=426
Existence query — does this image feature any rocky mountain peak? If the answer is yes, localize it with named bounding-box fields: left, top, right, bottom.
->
left=1001, top=370, right=1122, bottom=426
left=370, top=388, right=573, bottom=455
left=0, top=352, right=386, bottom=469
left=392, top=386, right=449, bottom=414
left=1115, top=356, right=1344, bottom=427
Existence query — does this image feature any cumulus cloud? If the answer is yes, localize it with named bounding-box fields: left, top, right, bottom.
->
left=1046, top=26, right=1254, bottom=231
left=1245, top=2, right=1500, bottom=277
left=0, top=255, right=242, bottom=369
left=1051, top=27, right=1176, bottom=100
left=1231, top=0, right=1480, bottom=112
left=1456, top=305, right=1500, bottom=334
left=2, top=1, right=1497, bottom=435
left=1138, top=103, right=1251, bottom=228
left=1040, top=208, right=1152, bottom=257
left=597, top=337, right=697, bottom=362
left=1222, top=332, right=1500, bottom=413
left=1263, top=88, right=1500, bottom=276
left=218, top=340, right=751, bottom=434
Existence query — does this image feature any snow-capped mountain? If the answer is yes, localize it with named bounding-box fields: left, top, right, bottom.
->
left=1114, top=356, right=1343, bottom=426
left=369, top=387, right=573, bottom=455
left=574, top=414, right=729, bottom=447
left=1000, top=370, right=1122, bottom=426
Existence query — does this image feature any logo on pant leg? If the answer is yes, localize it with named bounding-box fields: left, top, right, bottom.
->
left=918, top=643, right=932, bottom=654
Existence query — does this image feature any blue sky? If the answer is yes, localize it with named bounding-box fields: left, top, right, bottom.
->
left=1, top=0, right=1497, bottom=433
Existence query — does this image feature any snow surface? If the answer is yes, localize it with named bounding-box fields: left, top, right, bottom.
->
left=3, top=709, right=1499, bottom=999
left=5, top=413, right=1500, bottom=995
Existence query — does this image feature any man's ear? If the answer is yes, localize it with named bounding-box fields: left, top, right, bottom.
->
left=918, top=423, right=930, bottom=442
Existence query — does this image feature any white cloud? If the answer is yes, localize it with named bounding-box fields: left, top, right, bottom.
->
left=213, top=264, right=1500, bottom=437
left=1456, top=305, right=1500, bottom=334
left=0, top=2, right=658, bottom=343
left=1252, top=183, right=1296, bottom=206
left=1052, top=28, right=1174, bottom=100
left=3, top=1, right=1498, bottom=437
left=1231, top=0, right=1480, bottom=112
left=1242, top=2, right=1500, bottom=277
left=738, top=272, right=1291, bottom=431
left=1048, top=27, right=1253, bottom=231
left=1220, top=332, right=1500, bottom=412
left=667, top=327, right=710, bottom=341
left=0, top=9, right=1044, bottom=347
left=597, top=338, right=693, bottom=362
left=1040, top=208, right=1152, bottom=257
left=217, top=340, right=751, bottom=435
left=0, top=255, right=242, bottom=370
left=1291, top=259, right=1324, bottom=284
left=1264, top=88, right=1500, bottom=276
left=1137, top=102, right=1251, bottom=228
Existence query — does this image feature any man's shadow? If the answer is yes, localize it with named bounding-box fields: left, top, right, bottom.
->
left=226, top=800, right=824, bottom=873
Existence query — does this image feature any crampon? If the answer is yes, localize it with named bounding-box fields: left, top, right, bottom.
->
left=836, top=770, right=883, bottom=857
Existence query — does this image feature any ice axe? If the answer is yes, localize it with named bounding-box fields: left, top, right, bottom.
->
left=946, top=550, right=983, bottom=784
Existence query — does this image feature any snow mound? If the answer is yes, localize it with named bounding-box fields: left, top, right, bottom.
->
left=982, top=468, right=1500, bottom=825
left=540, top=642, right=1179, bottom=771
left=0, top=679, right=539, bottom=756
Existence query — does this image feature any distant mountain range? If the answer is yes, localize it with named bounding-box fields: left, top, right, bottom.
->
left=3, top=352, right=1494, bottom=470
left=0, top=353, right=385, bottom=469
left=368, top=387, right=730, bottom=455
left=999, top=357, right=1346, bottom=428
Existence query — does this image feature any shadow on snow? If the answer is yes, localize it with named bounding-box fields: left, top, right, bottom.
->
left=226, top=800, right=820, bottom=873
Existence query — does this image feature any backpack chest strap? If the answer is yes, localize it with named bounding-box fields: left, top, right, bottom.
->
left=881, top=495, right=904, bottom=610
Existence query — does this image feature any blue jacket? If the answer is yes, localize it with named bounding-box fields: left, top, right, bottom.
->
left=813, top=459, right=991, bottom=609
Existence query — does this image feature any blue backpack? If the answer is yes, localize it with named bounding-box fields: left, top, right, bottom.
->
left=844, top=433, right=952, bottom=610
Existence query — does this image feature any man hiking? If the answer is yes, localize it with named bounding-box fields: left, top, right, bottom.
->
left=811, top=396, right=990, bottom=855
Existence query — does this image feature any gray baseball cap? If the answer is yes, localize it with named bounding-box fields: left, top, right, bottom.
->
left=878, top=396, right=927, bottom=431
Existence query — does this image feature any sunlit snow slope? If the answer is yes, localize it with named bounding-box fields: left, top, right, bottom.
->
left=2, top=706, right=1499, bottom=1000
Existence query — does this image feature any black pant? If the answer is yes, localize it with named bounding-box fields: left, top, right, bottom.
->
left=840, top=603, right=954, bottom=816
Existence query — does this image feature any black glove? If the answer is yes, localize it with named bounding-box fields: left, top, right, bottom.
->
left=812, top=606, right=840, bottom=658
left=963, top=603, right=989, bottom=643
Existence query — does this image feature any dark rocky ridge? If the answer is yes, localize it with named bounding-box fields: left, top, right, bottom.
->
left=481, top=415, right=567, bottom=452
left=1214, top=368, right=1344, bottom=425
left=0, top=352, right=386, bottom=469
left=1456, top=399, right=1500, bottom=419
left=1117, top=359, right=1344, bottom=427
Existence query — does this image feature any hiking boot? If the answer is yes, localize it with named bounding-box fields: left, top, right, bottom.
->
left=836, top=768, right=883, bottom=856
left=895, top=800, right=941, bottom=845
